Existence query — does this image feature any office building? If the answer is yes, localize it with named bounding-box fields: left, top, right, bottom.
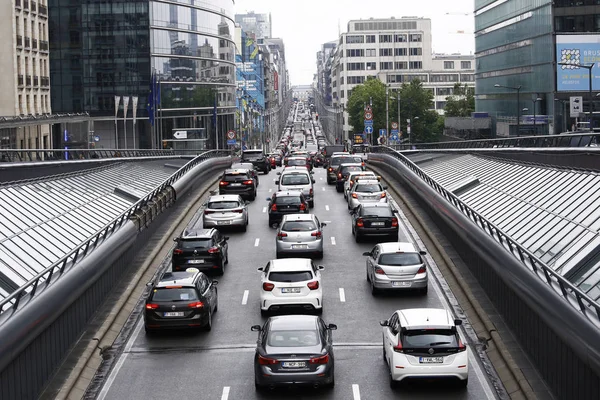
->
left=235, top=11, right=272, bottom=39
left=49, top=0, right=237, bottom=149
left=316, top=40, right=337, bottom=106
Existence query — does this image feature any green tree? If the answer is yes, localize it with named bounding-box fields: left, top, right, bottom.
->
left=347, top=78, right=387, bottom=144
left=443, top=83, right=475, bottom=117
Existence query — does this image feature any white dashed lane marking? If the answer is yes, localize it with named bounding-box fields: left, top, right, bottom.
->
left=262, top=207, right=267, bottom=213
left=322, top=187, right=326, bottom=191
left=331, top=237, right=336, bottom=246
left=268, top=188, right=272, bottom=192
left=241, top=290, right=249, bottom=305
left=325, top=205, right=330, bottom=211
left=221, top=386, right=230, bottom=400
left=352, top=384, right=361, bottom=399
left=339, top=288, right=346, bottom=302
left=254, top=238, right=260, bottom=247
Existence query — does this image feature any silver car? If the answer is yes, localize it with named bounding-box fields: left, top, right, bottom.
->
left=347, top=179, right=388, bottom=210
left=276, top=167, right=316, bottom=208
left=344, top=171, right=378, bottom=199
left=203, top=194, right=249, bottom=231
left=275, top=214, right=326, bottom=259
left=363, top=242, right=428, bottom=295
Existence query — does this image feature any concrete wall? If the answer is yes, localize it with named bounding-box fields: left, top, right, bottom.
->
left=0, top=0, right=16, bottom=116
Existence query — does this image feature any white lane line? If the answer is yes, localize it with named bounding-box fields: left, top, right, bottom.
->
left=325, top=205, right=330, bottom=211
left=352, top=384, right=361, bottom=400
left=320, top=177, right=323, bottom=180
left=254, top=238, right=260, bottom=247
left=268, top=188, right=272, bottom=192
left=331, top=237, right=336, bottom=245
left=339, top=288, right=346, bottom=302
left=221, top=386, right=230, bottom=400
left=242, top=290, right=249, bottom=305
left=322, top=187, right=326, bottom=191
left=262, top=206, right=267, bottom=213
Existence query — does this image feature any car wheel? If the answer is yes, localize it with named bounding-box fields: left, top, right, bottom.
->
left=260, top=309, right=269, bottom=317
left=458, top=378, right=469, bottom=388
left=241, top=223, right=247, bottom=232
left=309, top=201, right=314, bottom=208
left=327, top=369, right=335, bottom=388
left=355, top=232, right=361, bottom=243
left=315, top=307, right=323, bottom=315
left=144, top=326, right=154, bottom=335
left=250, top=192, right=256, bottom=201
left=276, top=251, right=282, bottom=258
left=224, top=253, right=229, bottom=265
left=205, top=309, right=212, bottom=331
left=371, top=279, right=379, bottom=296
left=216, top=260, right=225, bottom=275
left=214, top=295, right=218, bottom=313
left=316, top=251, right=324, bottom=259
left=336, top=186, right=342, bottom=193
left=254, top=379, right=265, bottom=392
left=390, top=234, right=399, bottom=242
left=366, top=268, right=371, bottom=282
left=420, top=286, right=428, bottom=295
left=389, top=368, right=398, bottom=389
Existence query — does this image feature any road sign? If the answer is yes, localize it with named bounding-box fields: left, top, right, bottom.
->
left=365, top=105, right=372, bottom=113
left=226, top=130, right=236, bottom=140
left=379, top=129, right=387, bottom=136
left=365, top=125, right=374, bottom=134
left=391, top=122, right=398, bottom=129
left=364, top=119, right=373, bottom=125
left=377, top=135, right=387, bottom=145
left=93, top=136, right=100, bottom=142
left=570, top=96, right=582, bottom=118
left=364, top=111, right=373, bottom=120
left=226, top=139, right=237, bottom=145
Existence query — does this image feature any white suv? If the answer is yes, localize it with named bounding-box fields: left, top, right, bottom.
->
left=276, top=167, right=315, bottom=208
left=380, top=308, right=468, bottom=388
left=258, top=258, right=324, bottom=315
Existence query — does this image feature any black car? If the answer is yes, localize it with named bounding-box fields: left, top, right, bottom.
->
left=144, top=268, right=218, bottom=332
left=350, top=203, right=399, bottom=242
left=335, top=163, right=364, bottom=192
left=219, top=169, right=257, bottom=200
left=252, top=315, right=337, bottom=390
left=231, top=162, right=260, bottom=186
left=267, top=191, right=309, bottom=226
left=242, top=149, right=270, bottom=174
left=325, top=155, right=364, bottom=184
left=172, top=228, right=229, bottom=274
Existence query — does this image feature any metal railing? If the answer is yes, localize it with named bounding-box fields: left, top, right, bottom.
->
left=0, top=148, right=192, bottom=163
left=372, top=145, right=600, bottom=324
left=0, top=149, right=232, bottom=318
left=388, top=132, right=600, bottom=150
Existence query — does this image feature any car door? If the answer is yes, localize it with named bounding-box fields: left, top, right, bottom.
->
left=367, top=246, right=379, bottom=281
left=197, top=275, right=211, bottom=309
left=384, top=312, right=400, bottom=363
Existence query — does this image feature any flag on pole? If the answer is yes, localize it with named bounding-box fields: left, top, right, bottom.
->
left=123, top=96, right=130, bottom=117
left=132, top=96, right=138, bottom=124
left=147, top=72, right=155, bottom=126
left=115, top=96, right=121, bottom=117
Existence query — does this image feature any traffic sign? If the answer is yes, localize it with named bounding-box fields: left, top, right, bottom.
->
left=364, top=111, right=373, bottom=120
left=93, top=136, right=100, bottom=142
left=227, top=139, right=237, bottom=145
left=364, top=119, right=373, bottom=126
left=365, top=125, right=374, bottom=134
left=226, top=130, right=236, bottom=140
left=379, top=129, right=387, bottom=136
left=391, top=122, right=398, bottom=129
left=377, top=135, right=387, bottom=145
left=365, top=105, right=372, bottom=113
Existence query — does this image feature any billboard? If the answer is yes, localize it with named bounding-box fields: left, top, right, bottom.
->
left=556, top=35, right=600, bottom=91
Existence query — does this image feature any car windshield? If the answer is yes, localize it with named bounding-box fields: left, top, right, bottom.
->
left=269, top=271, right=313, bottom=282
left=282, top=221, right=317, bottom=231
left=223, top=173, right=248, bottom=182
left=379, top=253, right=422, bottom=266
left=287, top=159, right=306, bottom=166
left=151, top=287, right=198, bottom=302
left=355, top=184, right=382, bottom=192
left=402, top=329, right=458, bottom=348
left=180, top=239, right=211, bottom=249
left=242, top=152, right=263, bottom=160
left=361, top=207, right=393, bottom=217
left=267, top=330, right=320, bottom=347
left=207, top=201, right=240, bottom=209
left=275, top=196, right=302, bottom=205
left=281, top=175, right=310, bottom=185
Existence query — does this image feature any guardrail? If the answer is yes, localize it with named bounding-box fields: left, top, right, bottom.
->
left=0, top=149, right=232, bottom=318
left=388, top=132, right=600, bottom=150
left=371, top=145, right=600, bottom=324
left=0, top=148, right=193, bottom=163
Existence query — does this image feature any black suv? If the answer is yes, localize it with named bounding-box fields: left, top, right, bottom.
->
left=242, top=149, right=270, bottom=174
left=267, top=191, right=309, bottom=226
left=335, top=163, right=364, bottom=192
left=350, top=203, right=399, bottom=242
left=144, top=269, right=218, bottom=332
left=231, top=162, right=260, bottom=186
left=326, top=155, right=364, bottom=184
left=172, top=228, right=229, bottom=274
left=219, top=169, right=257, bottom=200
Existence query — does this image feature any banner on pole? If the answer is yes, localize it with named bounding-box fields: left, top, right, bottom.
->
left=114, top=96, right=121, bottom=118
left=132, top=96, right=138, bottom=124
left=123, top=96, right=130, bottom=118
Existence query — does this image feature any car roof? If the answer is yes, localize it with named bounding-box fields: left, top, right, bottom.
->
left=155, top=270, right=199, bottom=287
left=224, top=168, right=250, bottom=174
left=243, top=149, right=264, bottom=153
left=274, top=190, right=303, bottom=197
left=181, top=228, right=215, bottom=239
left=281, top=214, right=316, bottom=222
left=281, top=167, right=310, bottom=173
left=269, top=258, right=313, bottom=272
left=339, top=163, right=363, bottom=168
left=207, top=194, right=242, bottom=202
left=268, top=315, right=319, bottom=331
left=378, top=242, right=417, bottom=253
left=355, top=180, right=380, bottom=185
left=231, top=162, right=254, bottom=168
left=398, top=308, right=455, bottom=329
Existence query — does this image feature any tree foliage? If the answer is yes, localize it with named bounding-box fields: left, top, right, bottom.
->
left=443, top=83, right=475, bottom=117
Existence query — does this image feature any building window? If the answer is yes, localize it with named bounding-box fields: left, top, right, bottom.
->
left=444, top=61, right=455, bottom=69
left=409, top=61, right=422, bottom=69
left=394, top=34, right=407, bottom=42
left=366, top=35, right=376, bottom=43
left=409, top=48, right=422, bottom=56
left=394, top=61, right=408, bottom=70
left=436, top=101, right=447, bottom=109
left=461, top=74, right=475, bottom=82
left=366, top=62, right=377, bottom=70
left=346, top=49, right=365, bottom=57
left=437, top=87, right=454, bottom=96
left=461, top=61, right=472, bottom=69
left=379, top=34, right=393, bottom=43
left=430, top=74, right=459, bottom=82
left=380, top=48, right=393, bottom=56
left=347, top=62, right=365, bottom=71
left=380, top=62, right=393, bottom=70
left=346, top=35, right=365, bottom=44
left=366, top=48, right=376, bottom=57
left=409, top=33, right=422, bottom=42
left=395, top=48, right=407, bottom=56
left=341, top=90, right=345, bottom=98
left=340, top=77, right=344, bottom=85
left=348, top=76, right=366, bottom=84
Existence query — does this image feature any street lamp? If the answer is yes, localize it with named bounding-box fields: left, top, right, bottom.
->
left=495, top=83, right=522, bottom=136
left=532, top=96, right=542, bottom=134
left=558, top=62, right=594, bottom=129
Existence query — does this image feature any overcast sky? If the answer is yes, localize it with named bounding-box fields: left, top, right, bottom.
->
left=234, top=0, right=475, bottom=85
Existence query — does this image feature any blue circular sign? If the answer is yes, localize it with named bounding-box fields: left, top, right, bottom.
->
left=93, top=136, right=100, bottom=142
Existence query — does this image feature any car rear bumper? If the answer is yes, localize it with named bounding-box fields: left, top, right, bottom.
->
left=348, top=198, right=387, bottom=209
left=356, top=227, right=398, bottom=237
left=391, top=353, right=469, bottom=382
left=219, top=187, right=255, bottom=198
left=276, top=239, right=323, bottom=254
left=203, top=215, right=246, bottom=228
left=260, top=292, right=322, bottom=311
left=372, top=274, right=428, bottom=290
left=255, top=365, right=333, bottom=386
left=172, top=257, right=221, bottom=272
left=144, top=312, right=209, bottom=330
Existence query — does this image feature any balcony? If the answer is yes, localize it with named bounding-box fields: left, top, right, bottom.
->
left=32, top=39, right=37, bottom=50
left=41, top=76, right=49, bottom=87
left=24, top=37, right=30, bottom=48
left=18, top=75, right=24, bottom=87
left=39, top=40, right=48, bottom=52
left=38, top=4, right=47, bottom=17
left=33, top=77, right=38, bottom=86
left=16, top=35, right=22, bottom=48
left=26, top=75, right=31, bottom=86
left=31, top=0, right=36, bottom=12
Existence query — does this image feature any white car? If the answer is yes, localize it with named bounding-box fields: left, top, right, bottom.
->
left=344, top=171, right=378, bottom=199
left=258, top=258, right=324, bottom=315
left=380, top=308, right=468, bottom=388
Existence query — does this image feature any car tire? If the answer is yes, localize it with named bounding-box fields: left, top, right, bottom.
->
left=315, top=307, right=323, bottom=315
left=389, top=369, right=398, bottom=389
left=327, top=369, right=335, bottom=388
left=144, top=326, right=154, bottom=335
left=254, top=379, right=265, bottom=392
left=224, top=253, right=229, bottom=265
left=355, top=232, right=362, bottom=243
left=216, top=260, right=225, bottom=275
left=250, top=192, right=256, bottom=201
left=366, top=268, right=371, bottom=283
left=260, top=309, right=269, bottom=317
left=458, top=378, right=469, bottom=388
left=205, top=309, right=212, bottom=331
left=276, top=251, right=282, bottom=259
left=420, top=286, right=428, bottom=295
left=241, top=224, right=247, bottom=232
left=214, top=295, right=218, bottom=313
left=390, top=233, right=399, bottom=242
left=316, top=251, right=324, bottom=259
left=309, top=201, right=314, bottom=208
left=371, top=279, right=379, bottom=296
left=336, top=185, right=342, bottom=193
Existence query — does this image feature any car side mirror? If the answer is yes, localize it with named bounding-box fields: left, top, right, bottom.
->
left=379, top=320, right=389, bottom=327
left=251, top=325, right=262, bottom=332
left=173, top=237, right=178, bottom=242
left=383, top=186, right=388, bottom=190
left=310, top=170, right=314, bottom=174
left=419, top=251, right=427, bottom=255
left=277, top=172, right=281, bottom=175
left=454, top=319, right=463, bottom=326
left=245, top=200, right=250, bottom=205
left=327, top=324, right=337, bottom=330
left=321, top=222, right=327, bottom=227
left=223, top=236, right=230, bottom=241
left=266, top=198, right=272, bottom=201
left=257, top=267, right=264, bottom=272
left=317, top=265, right=325, bottom=270
left=212, top=280, right=219, bottom=285
left=146, top=281, right=153, bottom=287
left=274, top=179, right=279, bottom=183
left=362, top=252, right=371, bottom=256
left=323, top=165, right=327, bottom=169
left=311, top=178, right=316, bottom=183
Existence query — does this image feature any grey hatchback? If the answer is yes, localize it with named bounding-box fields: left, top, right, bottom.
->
left=275, top=214, right=326, bottom=259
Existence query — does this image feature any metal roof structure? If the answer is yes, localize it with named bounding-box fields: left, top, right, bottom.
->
left=407, top=153, right=600, bottom=301
left=0, top=160, right=185, bottom=301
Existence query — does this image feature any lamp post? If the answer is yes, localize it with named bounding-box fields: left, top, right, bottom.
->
left=494, top=83, right=522, bottom=136
left=558, top=62, right=594, bottom=130
left=553, top=98, right=568, bottom=134
left=532, top=96, right=542, bottom=134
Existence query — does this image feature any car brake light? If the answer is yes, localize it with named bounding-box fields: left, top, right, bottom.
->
left=258, top=355, right=278, bottom=365
left=374, top=267, right=385, bottom=275
left=277, top=232, right=288, bottom=239
left=233, top=209, right=244, bottom=213
left=188, top=301, right=204, bottom=309
left=458, top=338, right=466, bottom=352
left=311, top=231, right=322, bottom=237
left=204, top=210, right=214, bottom=214
left=309, top=354, right=329, bottom=364
left=219, top=181, right=229, bottom=186
left=356, top=218, right=364, bottom=227
left=338, top=173, right=342, bottom=179
left=417, top=265, right=426, bottom=274
left=299, top=203, right=307, bottom=211
left=391, top=217, right=398, bottom=227
left=328, top=167, right=332, bottom=172
left=393, top=339, right=404, bottom=353
left=381, top=192, right=387, bottom=198
left=271, top=204, right=277, bottom=211
left=145, top=303, right=159, bottom=310
left=263, top=282, right=275, bottom=291
left=307, top=281, right=319, bottom=290
left=351, top=193, right=358, bottom=198
left=309, top=188, right=313, bottom=195
left=207, top=246, right=220, bottom=254
left=243, top=180, right=254, bottom=185
left=173, top=248, right=183, bottom=255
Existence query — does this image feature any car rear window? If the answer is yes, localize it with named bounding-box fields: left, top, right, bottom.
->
left=242, top=152, right=264, bottom=161
left=352, top=156, right=363, bottom=163
left=267, top=330, right=320, bottom=347
left=287, top=159, right=306, bottom=166
left=207, top=201, right=240, bottom=209
left=180, top=239, right=212, bottom=249
left=281, top=221, right=317, bottom=231
left=360, top=207, right=393, bottom=217
left=281, top=174, right=310, bottom=185
left=355, top=184, right=382, bottom=192
left=341, top=166, right=363, bottom=174
left=151, top=287, right=198, bottom=302
left=275, top=196, right=302, bottom=205
left=402, top=329, right=458, bottom=348
left=223, top=173, right=248, bottom=182
left=378, top=253, right=422, bottom=266
left=269, top=271, right=313, bottom=282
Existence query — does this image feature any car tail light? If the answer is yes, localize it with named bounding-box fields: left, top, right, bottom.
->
left=263, top=282, right=275, bottom=291
left=374, top=267, right=386, bottom=275
left=258, top=355, right=278, bottom=365
left=350, top=180, right=354, bottom=186
left=393, top=339, right=404, bottom=353
left=277, top=232, right=288, bottom=240
left=299, top=203, right=307, bottom=211
left=173, top=248, right=183, bottom=255
left=219, top=181, right=229, bottom=186
left=207, top=246, right=220, bottom=254
left=458, top=338, right=466, bottom=352
left=271, top=204, right=277, bottom=211
left=188, top=301, right=204, bottom=309
left=337, top=173, right=342, bottom=179
left=145, top=303, right=159, bottom=310
left=309, top=354, right=329, bottom=364
left=391, top=217, right=398, bottom=227
left=307, top=281, right=319, bottom=290
left=243, top=180, right=254, bottom=185
left=311, top=231, right=322, bottom=237
left=204, top=210, right=214, bottom=215
left=328, top=167, right=333, bottom=172
left=351, top=193, right=358, bottom=198
left=233, top=209, right=244, bottom=213
left=381, top=192, right=387, bottom=198
left=356, top=218, right=364, bottom=227
left=361, top=161, right=365, bottom=167
left=417, top=265, right=426, bottom=274
left=309, top=188, right=313, bottom=196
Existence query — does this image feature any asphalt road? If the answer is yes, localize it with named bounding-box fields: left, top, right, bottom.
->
left=93, top=164, right=499, bottom=400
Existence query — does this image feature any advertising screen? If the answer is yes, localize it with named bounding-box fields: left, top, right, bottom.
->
left=556, top=35, right=600, bottom=91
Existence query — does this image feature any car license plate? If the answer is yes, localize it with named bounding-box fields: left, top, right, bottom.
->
left=230, top=183, right=242, bottom=186
left=282, top=361, right=306, bottom=368
left=291, top=244, right=308, bottom=249
left=419, top=357, right=444, bottom=364
left=371, top=222, right=385, bottom=226
left=392, top=281, right=411, bottom=287
left=281, top=287, right=302, bottom=294
left=188, top=259, right=204, bottom=264
left=217, top=220, right=232, bottom=225
left=164, top=312, right=184, bottom=317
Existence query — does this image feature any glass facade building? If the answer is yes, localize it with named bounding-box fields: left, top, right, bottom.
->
left=49, top=0, right=236, bottom=149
